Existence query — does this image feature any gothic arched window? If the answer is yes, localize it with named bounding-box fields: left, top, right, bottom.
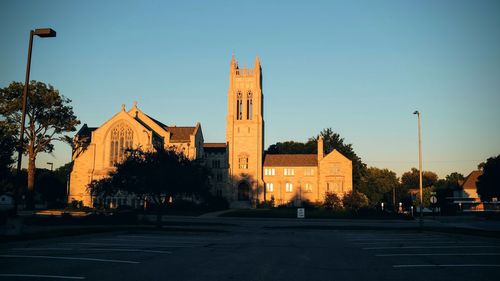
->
left=109, top=122, right=134, bottom=166
left=236, top=92, right=243, bottom=120
left=246, top=92, right=253, bottom=120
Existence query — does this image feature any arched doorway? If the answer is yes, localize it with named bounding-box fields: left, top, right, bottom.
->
left=237, top=181, right=250, bottom=201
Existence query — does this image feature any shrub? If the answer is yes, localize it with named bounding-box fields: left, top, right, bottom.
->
left=323, top=192, right=343, bottom=211
left=342, top=190, right=369, bottom=212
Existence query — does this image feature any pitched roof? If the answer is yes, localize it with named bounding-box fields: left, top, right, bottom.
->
left=75, top=124, right=97, bottom=138
left=166, top=126, right=196, bottom=142
left=204, top=143, right=227, bottom=148
left=461, top=170, right=483, bottom=190
left=264, top=154, right=317, bottom=167
left=145, top=114, right=168, bottom=128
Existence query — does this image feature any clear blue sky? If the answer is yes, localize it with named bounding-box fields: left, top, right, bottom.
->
left=1, top=0, right=499, bottom=178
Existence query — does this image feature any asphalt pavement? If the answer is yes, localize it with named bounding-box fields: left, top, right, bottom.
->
left=1, top=220, right=499, bottom=281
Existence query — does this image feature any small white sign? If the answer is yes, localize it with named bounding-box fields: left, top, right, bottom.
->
left=430, top=196, right=437, bottom=204
left=297, top=208, right=305, bottom=219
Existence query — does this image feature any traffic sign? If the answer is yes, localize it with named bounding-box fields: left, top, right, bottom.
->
left=430, top=196, right=437, bottom=204
left=297, top=208, right=305, bottom=219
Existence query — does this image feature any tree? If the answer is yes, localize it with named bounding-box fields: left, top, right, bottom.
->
left=342, top=190, right=369, bottom=212
left=358, top=167, right=399, bottom=207
left=267, top=141, right=315, bottom=154
left=434, top=172, right=464, bottom=211
left=0, top=121, right=16, bottom=192
left=477, top=155, right=500, bottom=201
left=36, top=168, right=67, bottom=208
left=88, top=148, right=211, bottom=210
left=323, top=192, right=343, bottom=211
left=0, top=81, right=80, bottom=209
left=401, top=168, right=438, bottom=190
left=266, top=128, right=367, bottom=189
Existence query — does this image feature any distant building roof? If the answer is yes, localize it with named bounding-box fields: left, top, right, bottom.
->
left=75, top=124, right=97, bottom=140
left=144, top=114, right=196, bottom=142
left=264, top=154, right=317, bottom=167
left=461, top=170, right=483, bottom=190
left=204, top=143, right=227, bottom=148
left=204, top=143, right=226, bottom=153
left=166, top=126, right=196, bottom=142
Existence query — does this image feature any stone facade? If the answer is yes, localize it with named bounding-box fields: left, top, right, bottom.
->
left=68, top=102, right=203, bottom=206
left=226, top=55, right=264, bottom=204
left=69, top=55, right=352, bottom=207
left=262, top=137, right=353, bottom=205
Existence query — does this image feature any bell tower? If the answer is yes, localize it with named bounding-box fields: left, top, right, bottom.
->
left=226, top=55, right=264, bottom=202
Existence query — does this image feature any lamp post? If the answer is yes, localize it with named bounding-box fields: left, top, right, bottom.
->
left=46, top=162, right=53, bottom=171
left=413, top=110, right=423, bottom=229
left=14, top=28, right=56, bottom=213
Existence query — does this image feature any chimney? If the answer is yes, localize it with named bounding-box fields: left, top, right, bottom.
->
left=318, top=136, right=324, bottom=162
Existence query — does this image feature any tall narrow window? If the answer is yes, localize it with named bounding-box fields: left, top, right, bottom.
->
left=238, top=155, right=248, bottom=169
left=246, top=92, right=253, bottom=120
left=236, top=92, right=243, bottom=120
left=109, top=122, right=133, bottom=166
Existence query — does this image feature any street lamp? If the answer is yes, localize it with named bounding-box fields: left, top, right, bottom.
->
left=14, top=28, right=57, bottom=213
left=46, top=162, right=54, bottom=171
left=413, top=110, right=423, bottom=229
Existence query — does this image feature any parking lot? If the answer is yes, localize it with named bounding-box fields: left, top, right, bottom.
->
left=1, top=226, right=499, bottom=280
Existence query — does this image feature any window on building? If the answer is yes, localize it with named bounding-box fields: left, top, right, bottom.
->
left=284, top=168, right=295, bottom=176
left=304, top=183, right=313, bottom=192
left=216, top=172, right=223, bottom=182
left=264, top=168, right=275, bottom=176
left=110, top=123, right=133, bottom=166
left=238, top=156, right=248, bottom=169
left=285, top=182, right=293, bottom=192
left=236, top=92, right=243, bottom=120
left=266, top=182, right=274, bottom=192
left=304, top=168, right=314, bottom=176
left=247, top=92, right=253, bottom=120
left=212, top=159, right=221, bottom=168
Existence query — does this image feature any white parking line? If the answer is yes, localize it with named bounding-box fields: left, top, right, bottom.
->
left=393, top=264, right=500, bottom=268
left=354, top=241, right=466, bottom=245
left=364, top=245, right=500, bottom=250
left=0, top=274, right=85, bottom=279
left=94, top=238, right=206, bottom=244
left=120, top=235, right=221, bottom=241
left=63, top=242, right=194, bottom=248
left=0, top=255, right=139, bottom=264
left=88, top=248, right=172, bottom=254
left=350, top=238, right=444, bottom=242
left=378, top=253, right=500, bottom=257
left=11, top=248, right=73, bottom=251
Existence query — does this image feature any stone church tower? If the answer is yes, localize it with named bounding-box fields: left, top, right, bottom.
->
left=226, top=55, right=264, bottom=203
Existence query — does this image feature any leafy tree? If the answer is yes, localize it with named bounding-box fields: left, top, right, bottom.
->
left=433, top=172, right=464, bottom=210
left=266, top=128, right=367, bottom=189
left=267, top=141, right=315, bottom=154
left=477, top=155, right=500, bottom=201
left=0, top=121, right=16, bottom=192
left=323, top=192, right=343, bottom=211
left=401, top=168, right=438, bottom=190
left=0, top=81, right=80, bottom=209
left=35, top=168, right=67, bottom=208
left=88, top=148, right=211, bottom=210
left=358, top=167, right=399, bottom=207
left=342, top=190, right=369, bottom=212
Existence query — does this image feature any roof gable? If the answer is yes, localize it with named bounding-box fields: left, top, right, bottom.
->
left=461, top=170, right=482, bottom=190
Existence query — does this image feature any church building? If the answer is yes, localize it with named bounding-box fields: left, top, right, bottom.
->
left=68, top=55, right=352, bottom=207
